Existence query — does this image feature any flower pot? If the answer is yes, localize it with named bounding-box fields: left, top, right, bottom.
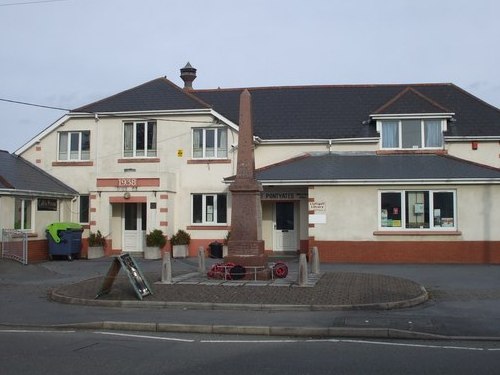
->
left=172, top=244, right=188, bottom=258
left=87, top=246, right=104, bottom=259
left=144, top=246, right=161, bottom=260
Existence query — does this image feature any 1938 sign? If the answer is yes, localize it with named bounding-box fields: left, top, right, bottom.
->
left=118, top=178, right=137, bottom=187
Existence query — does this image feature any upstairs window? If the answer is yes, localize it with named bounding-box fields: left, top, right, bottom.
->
left=192, top=128, right=227, bottom=159
left=124, top=121, right=157, bottom=157
left=381, top=119, right=443, bottom=149
left=58, top=131, right=90, bottom=160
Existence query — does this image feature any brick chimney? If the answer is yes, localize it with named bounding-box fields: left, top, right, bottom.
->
left=180, top=62, right=197, bottom=90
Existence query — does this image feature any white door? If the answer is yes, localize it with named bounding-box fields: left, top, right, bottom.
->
left=123, top=203, right=146, bottom=252
left=273, top=201, right=298, bottom=252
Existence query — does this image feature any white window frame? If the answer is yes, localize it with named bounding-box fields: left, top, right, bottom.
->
left=191, top=127, right=228, bottom=159
left=57, top=131, right=90, bottom=161
left=378, top=119, right=445, bottom=150
left=123, top=121, right=157, bottom=158
left=191, top=193, right=227, bottom=225
left=14, top=198, right=34, bottom=231
left=378, top=189, right=457, bottom=231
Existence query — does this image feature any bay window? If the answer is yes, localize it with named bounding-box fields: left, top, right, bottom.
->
left=124, top=121, right=157, bottom=157
left=192, top=128, right=227, bottom=159
left=380, top=119, right=443, bottom=149
left=192, top=194, right=227, bottom=224
left=380, top=190, right=456, bottom=230
left=58, top=131, right=90, bottom=160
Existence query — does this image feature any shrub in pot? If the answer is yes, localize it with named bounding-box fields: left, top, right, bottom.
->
left=170, top=229, right=191, bottom=258
left=144, top=229, right=166, bottom=259
left=87, top=230, right=105, bottom=259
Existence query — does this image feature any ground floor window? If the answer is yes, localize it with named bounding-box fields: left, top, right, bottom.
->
left=14, top=198, right=32, bottom=230
left=192, top=194, right=227, bottom=224
left=379, top=190, right=456, bottom=230
left=79, top=195, right=89, bottom=223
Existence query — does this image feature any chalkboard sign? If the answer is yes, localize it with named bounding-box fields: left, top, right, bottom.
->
left=96, top=253, right=152, bottom=300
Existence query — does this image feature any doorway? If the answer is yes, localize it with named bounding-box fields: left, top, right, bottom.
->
left=123, top=203, right=146, bottom=252
left=273, top=201, right=298, bottom=252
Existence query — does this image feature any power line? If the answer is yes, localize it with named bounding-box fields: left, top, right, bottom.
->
left=0, top=97, right=217, bottom=124
left=0, top=97, right=69, bottom=111
left=0, top=0, right=70, bottom=7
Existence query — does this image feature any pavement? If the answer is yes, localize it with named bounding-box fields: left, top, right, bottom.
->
left=1, top=255, right=500, bottom=340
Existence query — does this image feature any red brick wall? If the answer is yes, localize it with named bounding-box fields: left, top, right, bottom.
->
left=28, top=239, right=49, bottom=263
left=310, top=240, right=500, bottom=264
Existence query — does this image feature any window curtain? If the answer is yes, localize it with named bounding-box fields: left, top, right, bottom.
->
left=58, top=132, right=68, bottom=160
left=193, top=129, right=202, bottom=158
left=217, top=128, right=227, bottom=157
left=382, top=121, right=399, bottom=148
left=147, top=122, right=157, bottom=157
left=424, top=120, right=442, bottom=147
left=124, top=123, right=133, bottom=157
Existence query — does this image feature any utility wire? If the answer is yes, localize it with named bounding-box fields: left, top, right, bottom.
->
left=0, top=97, right=69, bottom=111
left=0, top=97, right=218, bottom=124
left=0, top=0, right=70, bottom=7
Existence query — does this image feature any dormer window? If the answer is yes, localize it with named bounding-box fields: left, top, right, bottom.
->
left=379, top=119, right=444, bottom=149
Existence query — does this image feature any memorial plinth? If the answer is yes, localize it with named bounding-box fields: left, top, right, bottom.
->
left=225, top=89, right=268, bottom=274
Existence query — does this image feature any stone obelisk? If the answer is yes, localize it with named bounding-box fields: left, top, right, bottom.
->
left=225, top=89, right=267, bottom=269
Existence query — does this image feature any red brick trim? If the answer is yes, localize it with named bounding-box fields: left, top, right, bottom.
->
left=109, top=196, right=147, bottom=203
left=117, top=158, right=160, bottom=163
left=160, top=194, right=168, bottom=199
left=187, top=159, right=231, bottom=164
left=90, top=208, right=96, bottom=212
left=186, top=225, right=231, bottom=230
left=311, top=240, right=500, bottom=263
left=96, top=178, right=160, bottom=187
left=52, top=161, right=94, bottom=166
left=373, top=230, right=462, bottom=236
left=36, top=146, right=42, bottom=151
left=159, top=208, right=168, bottom=213
left=159, top=221, right=168, bottom=227
left=36, top=159, right=41, bottom=164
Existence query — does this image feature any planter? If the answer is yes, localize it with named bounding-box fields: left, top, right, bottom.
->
left=172, top=244, right=188, bottom=258
left=87, top=246, right=104, bottom=259
left=144, top=246, right=162, bottom=260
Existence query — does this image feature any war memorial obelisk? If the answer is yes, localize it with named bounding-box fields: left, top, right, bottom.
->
left=225, top=89, right=268, bottom=272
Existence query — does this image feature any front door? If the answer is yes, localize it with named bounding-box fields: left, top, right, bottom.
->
left=123, top=203, right=146, bottom=252
left=273, top=201, right=298, bottom=252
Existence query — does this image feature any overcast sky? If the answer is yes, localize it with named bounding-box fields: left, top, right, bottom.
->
left=1, top=0, right=499, bottom=152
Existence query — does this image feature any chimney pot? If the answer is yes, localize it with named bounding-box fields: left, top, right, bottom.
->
left=180, top=62, right=197, bottom=90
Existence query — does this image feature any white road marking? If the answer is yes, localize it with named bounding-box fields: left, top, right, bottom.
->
left=94, top=331, right=194, bottom=342
left=0, top=329, right=75, bottom=334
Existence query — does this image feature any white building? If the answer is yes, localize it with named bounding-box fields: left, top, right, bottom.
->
left=16, top=64, right=500, bottom=263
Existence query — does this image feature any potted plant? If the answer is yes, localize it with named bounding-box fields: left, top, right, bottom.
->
left=87, top=230, right=106, bottom=259
left=170, top=229, right=191, bottom=258
left=144, top=229, right=166, bottom=259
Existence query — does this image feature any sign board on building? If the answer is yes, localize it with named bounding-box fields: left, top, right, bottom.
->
left=309, top=214, right=327, bottom=224
left=261, top=192, right=299, bottom=200
left=118, top=178, right=137, bottom=187
left=309, top=202, right=326, bottom=211
left=37, top=198, right=57, bottom=211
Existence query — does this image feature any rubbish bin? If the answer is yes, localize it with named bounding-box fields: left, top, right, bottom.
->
left=209, top=241, right=223, bottom=258
left=46, top=222, right=83, bottom=261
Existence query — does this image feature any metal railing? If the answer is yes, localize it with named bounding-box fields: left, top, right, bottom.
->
left=1, top=229, right=28, bottom=265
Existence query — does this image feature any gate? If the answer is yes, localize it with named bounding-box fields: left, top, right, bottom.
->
left=1, top=229, right=28, bottom=265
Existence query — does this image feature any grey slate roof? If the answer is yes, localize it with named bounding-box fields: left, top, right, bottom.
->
left=73, top=78, right=210, bottom=113
left=195, top=84, right=500, bottom=139
left=0, top=150, right=77, bottom=196
left=255, top=152, right=500, bottom=183
left=71, top=77, right=500, bottom=140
